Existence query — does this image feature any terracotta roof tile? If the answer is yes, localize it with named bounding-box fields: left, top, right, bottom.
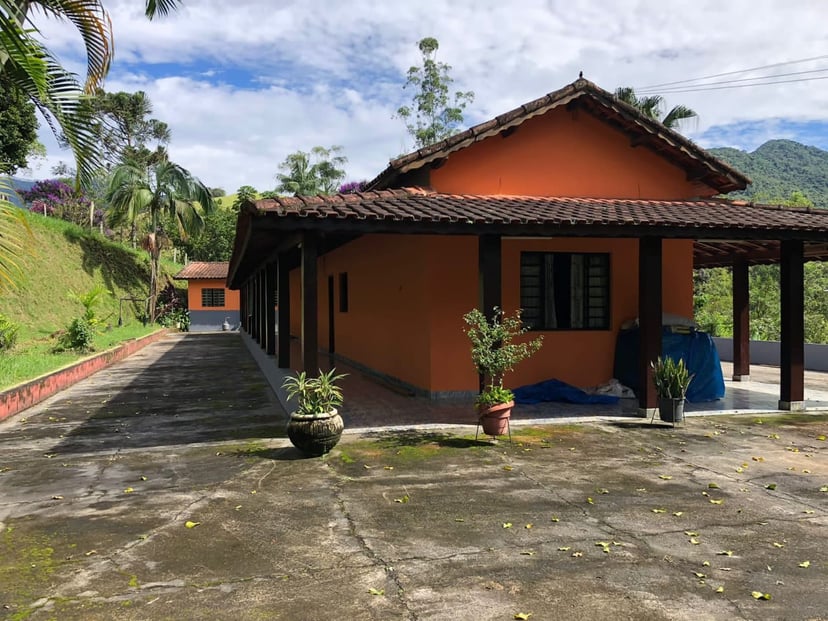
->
left=367, top=79, right=750, bottom=194
left=174, top=261, right=229, bottom=280
left=250, top=188, right=828, bottom=234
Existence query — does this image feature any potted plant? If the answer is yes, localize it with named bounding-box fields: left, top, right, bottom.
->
left=282, top=368, right=347, bottom=456
left=463, top=307, right=543, bottom=436
left=650, top=355, right=693, bottom=423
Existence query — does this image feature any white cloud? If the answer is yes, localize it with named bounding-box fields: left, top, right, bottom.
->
left=24, top=0, right=828, bottom=191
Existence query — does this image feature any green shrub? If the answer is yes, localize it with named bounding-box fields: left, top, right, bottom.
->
left=0, top=314, right=19, bottom=351
left=54, top=317, right=95, bottom=353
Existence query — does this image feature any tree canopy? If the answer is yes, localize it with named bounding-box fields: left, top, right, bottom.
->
left=396, top=37, right=474, bottom=149
left=84, top=89, right=171, bottom=168
left=0, top=71, right=38, bottom=174
left=275, top=146, right=347, bottom=196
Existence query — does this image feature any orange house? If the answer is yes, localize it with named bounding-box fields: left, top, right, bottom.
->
left=228, top=79, right=828, bottom=412
left=175, top=262, right=240, bottom=332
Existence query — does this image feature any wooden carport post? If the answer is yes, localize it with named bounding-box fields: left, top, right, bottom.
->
left=478, top=234, right=502, bottom=392
left=250, top=272, right=258, bottom=341
left=258, top=268, right=267, bottom=350
left=301, top=232, right=319, bottom=374
left=732, top=259, right=751, bottom=381
left=265, top=262, right=277, bottom=355
left=779, top=240, right=805, bottom=410
left=277, top=253, right=291, bottom=369
left=638, top=237, right=662, bottom=416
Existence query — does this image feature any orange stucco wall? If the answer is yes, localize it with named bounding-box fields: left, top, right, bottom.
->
left=187, top=279, right=240, bottom=311
left=286, top=234, right=693, bottom=394
left=431, top=106, right=717, bottom=199
left=288, top=235, right=433, bottom=389
left=425, top=237, right=694, bottom=392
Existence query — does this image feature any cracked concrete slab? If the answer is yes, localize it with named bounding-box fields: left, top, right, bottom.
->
left=1, top=333, right=826, bottom=620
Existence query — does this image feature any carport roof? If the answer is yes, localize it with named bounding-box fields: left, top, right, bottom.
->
left=227, top=188, right=828, bottom=287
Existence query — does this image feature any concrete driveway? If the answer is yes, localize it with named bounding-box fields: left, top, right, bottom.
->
left=1, top=333, right=827, bottom=620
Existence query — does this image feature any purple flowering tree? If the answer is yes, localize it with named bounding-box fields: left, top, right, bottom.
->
left=338, top=180, right=367, bottom=194
left=21, top=179, right=96, bottom=228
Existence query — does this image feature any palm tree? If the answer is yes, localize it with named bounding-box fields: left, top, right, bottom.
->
left=0, top=1, right=181, bottom=184
left=106, top=157, right=215, bottom=321
left=0, top=1, right=180, bottom=289
left=275, top=146, right=347, bottom=196
left=614, top=86, right=697, bottom=131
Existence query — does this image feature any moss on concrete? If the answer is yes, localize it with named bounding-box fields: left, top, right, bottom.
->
left=0, top=524, right=72, bottom=615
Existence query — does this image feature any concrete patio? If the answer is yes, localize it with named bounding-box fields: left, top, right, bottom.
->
left=1, top=332, right=827, bottom=620
left=244, top=334, right=828, bottom=432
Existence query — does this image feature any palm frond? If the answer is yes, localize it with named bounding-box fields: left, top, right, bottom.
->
left=1, top=20, right=102, bottom=187
left=144, top=0, right=180, bottom=19
left=613, top=86, right=637, bottom=106
left=636, top=95, right=664, bottom=120
left=662, top=104, right=698, bottom=130
left=0, top=176, right=33, bottom=292
left=30, top=0, right=113, bottom=92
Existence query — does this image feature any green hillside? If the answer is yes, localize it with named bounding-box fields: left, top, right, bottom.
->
left=0, top=213, right=182, bottom=389
left=709, top=139, right=828, bottom=208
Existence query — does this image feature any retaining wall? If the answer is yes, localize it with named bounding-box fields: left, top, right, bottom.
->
left=0, top=330, right=168, bottom=422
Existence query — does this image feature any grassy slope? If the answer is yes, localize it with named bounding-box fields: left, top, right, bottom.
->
left=0, top=213, right=184, bottom=389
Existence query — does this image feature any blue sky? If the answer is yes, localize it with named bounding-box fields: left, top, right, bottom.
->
left=26, top=0, right=828, bottom=193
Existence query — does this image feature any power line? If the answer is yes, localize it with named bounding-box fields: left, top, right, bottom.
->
left=636, top=67, right=828, bottom=94
left=636, top=74, right=828, bottom=95
left=636, top=54, right=828, bottom=90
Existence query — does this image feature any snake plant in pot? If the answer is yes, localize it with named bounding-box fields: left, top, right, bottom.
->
left=650, top=356, right=693, bottom=423
left=282, top=368, right=347, bottom=456
left=463, top=307, right=543, bottom=436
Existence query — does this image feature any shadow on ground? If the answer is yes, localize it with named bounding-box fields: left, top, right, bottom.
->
left=6, top=333, right=286, bottom=457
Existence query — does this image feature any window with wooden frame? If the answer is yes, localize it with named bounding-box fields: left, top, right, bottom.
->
left=201, top=287, right=226, bottom=308
left=520, top=252, right=610, bottom=330
left=339, top=273, right=349, bottom=313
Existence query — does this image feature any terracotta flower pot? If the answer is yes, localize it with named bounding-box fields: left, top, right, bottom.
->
left=478, top=400, right=514, bottom=436
left=287, top=408, right=344, bottom=456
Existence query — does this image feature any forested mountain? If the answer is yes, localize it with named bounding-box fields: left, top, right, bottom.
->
left=709, top=139, right=828, bottom=208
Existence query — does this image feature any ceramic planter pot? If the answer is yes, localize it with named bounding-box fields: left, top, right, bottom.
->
left=658, top=397, right=685, bottom=423
left=287, top=408, right=344, bottom=456
left=478, top=400, right=514, bottom=436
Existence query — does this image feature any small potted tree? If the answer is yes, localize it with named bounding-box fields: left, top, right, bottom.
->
left=282, top=368, right=347, bottom=456
left=650, top=356, right=693, bottom=423
left=463, top=307, right=543, bottom=436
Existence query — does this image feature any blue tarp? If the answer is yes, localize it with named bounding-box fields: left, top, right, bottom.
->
left=513, top=378, right=620, bottom=405
left=613, top=327, right=725, bottom=403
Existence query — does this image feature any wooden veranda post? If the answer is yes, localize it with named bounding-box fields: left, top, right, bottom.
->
left=478, top=234, right=502, bottom=392
left=779, top=240, right=805, bottom=410
left=732, top=259, right=751, bottom=381
left=638, top=237, right=662, bottom=414
left=301, top=232, right=319, bottom=374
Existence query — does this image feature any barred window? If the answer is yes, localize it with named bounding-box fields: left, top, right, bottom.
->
left=520, top=252, right=610, bottom=330
left=201, top=288, right=226, bottom=308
